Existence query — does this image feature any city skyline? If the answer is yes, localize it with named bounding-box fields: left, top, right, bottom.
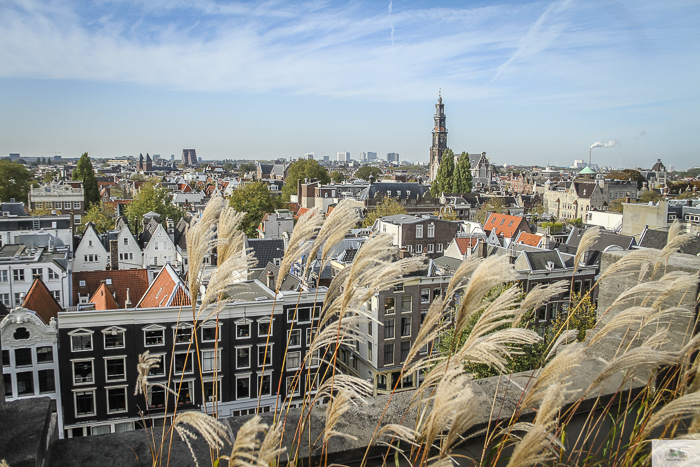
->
left=1, top=0, right=699, bottom=168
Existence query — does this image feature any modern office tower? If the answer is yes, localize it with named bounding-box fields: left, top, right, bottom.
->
left=337, top=152, right=351, bottom=162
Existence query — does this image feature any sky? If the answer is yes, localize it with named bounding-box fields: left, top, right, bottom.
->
left=0, top=0, right=699, bottom=169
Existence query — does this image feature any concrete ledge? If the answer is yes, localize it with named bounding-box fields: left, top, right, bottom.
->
left=0, top=397, right=56, bottom=467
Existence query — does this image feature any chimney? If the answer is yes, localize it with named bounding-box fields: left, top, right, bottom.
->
left=124, top=288, right=132, bottom=308
left=297, top=178, right=302, bottom=200
left=109, top=239, right=119, bottom=270
left=266, top=270, right=274, bottom=290
left=477, top=239, right=487, bottom=258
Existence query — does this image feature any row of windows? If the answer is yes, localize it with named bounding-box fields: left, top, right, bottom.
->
left=2, top=346, right=54, bottom=367
left=415, top=224, right=436, bottom=238
left=0, top=268, right=60, bottom=282
left=383, top=317, right=412, bottom=339
left=403, top=243, right=443, bottom=254
left=1, top=290, right=61, bottom=307
left=4, top=369, right=56, bottom=398
left=34, top=201, right=81, bottom=210
left=286, top=306, right=321, bottom=323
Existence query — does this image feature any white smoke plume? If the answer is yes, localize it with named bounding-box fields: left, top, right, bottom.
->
left=590, top=139, right=620, bottom=149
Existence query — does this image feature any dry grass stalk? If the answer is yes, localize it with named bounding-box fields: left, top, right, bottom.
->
left=588, top=345, right=679, bottom=392
left=173, top=411, right=229, bottom=450
left=277, top=208, right=323, bottom=291
left=216, top=207, right=247, bottom=265
left=135, top=351, right=162, bottom=396
left=642, top=391, right=700, bottom=439
left=598, top=249, right=662, bottom=282
left=444, top=256, right=482, bottom=303
left=186, top=195, right=226, bottom=305
left=524, top=344, right=583, bottom=408
left=324, top=388, right=363, bottom=443
left=198, top=250, right=257, bottom=321
left=588, top=306, right=655, bottom=347
left=372, top=424, right=420, bottom=448
left=544, top=330, right=580, bottom=361
left=574, top=226, right=601, bottom=270
left=228, top=415, right=268, bottom=467
left=515, top=281, right=568, bottom=326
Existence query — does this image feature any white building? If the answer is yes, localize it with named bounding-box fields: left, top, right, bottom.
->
left=257, top=210, right=294, bottom=239
left=0, top=245, right=71, bottom=308
left=141, top=223, right=179, bottom=274
left=337, top=152, right=351, bottom=162
left=73, top=224, right=109, bottom=273
left=115, top=226, right=143, bottom=270
left=28, top=182, right=86, bottom=225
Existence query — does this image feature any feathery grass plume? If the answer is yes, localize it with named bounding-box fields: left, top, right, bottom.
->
left=573, top=226, right=601, bottom=270
left=216, top=207, right=247, bottom=264
left=463, top=285, right=523, bottom=344
left=454, top=256, right=517, bottom=336
left=277, top=208, right=323, bottom=291
left=667, top=219, right=683, bottom=244
left=308, top=315, right=365, bottom=355
left=457, top=328, right=542, bottom=373
left=173, top=411, right=229, bottom=450
left=444, top=256, right=482, bottom=302
left=505, top=382, right=567, bottom=467
left=404, top=298, right=446, bottom=365
left=642, top=391, right=700, bottom=439
left=228, top=415, right=268, bottom=467
left=588, top=306, right=655, bottom=347
left=544, top=330, right=580, bottom=361
left=515, top=281, right=568, bottom=326
left=316, top=373, right=373, bottom=401
left=135, top=351, right=161, bottom=396
left=598, top=248, right=662, bottom=282
left=651, top=272, right=699, bottom=309
left=197, top=250, right=257, bottom=321
left=524, top=344, right=583, bottom=408
left=304, top=199, right=360, bottom=278
left=372, top=424, right=420, bottom=449
left=257, top=420, right=287, bottom=466
left=186, top=195, right=226, bottom=305
left=587, top=345, right=680, bottom=392
left=324, top=387, right=363, bottom=443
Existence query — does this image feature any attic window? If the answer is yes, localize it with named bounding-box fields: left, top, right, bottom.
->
left=106, top=279, right=112, bottom=285
left=500, top=219, right=505, bottom=225
left=79, top=280, right=86, bottom=287
left=491, top=218, right=496, bottom=223
left=509, top=221, right=513, bottom=226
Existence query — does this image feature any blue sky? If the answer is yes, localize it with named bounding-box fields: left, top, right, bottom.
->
left=1, top=0, right=698, bottom=169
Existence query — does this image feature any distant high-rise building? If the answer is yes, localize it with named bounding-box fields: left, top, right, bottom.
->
left=337, top=152, right=350, bottom=162
left=360, top=152, right=367, bottom=161
left=387, top=152, right=400, bottom=163
left=367, top=152, right=377, bottom=161
left=171, top=154, right=175, bottom=161
left=304, top=152, right=314, bottom=160
left=323, top=155, right=330, bottom=161
left=181, top=149, right=197, bottom=166
left=9, top=153, right=20, bottom=161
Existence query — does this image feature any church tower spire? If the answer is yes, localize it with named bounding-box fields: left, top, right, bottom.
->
left=430, top=91, right=448, bottom=181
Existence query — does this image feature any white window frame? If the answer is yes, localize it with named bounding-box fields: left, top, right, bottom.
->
left=104, top=356, right=127, bottom=383
left=306, top=349, right=320, bottom=368
left=287, top=351, right=301, bottom=371
left=427, top=244, right=434, bottom=253
left=173, top=323, right=194, bottom=345
left=201, top=323, right=221, bottom=342
left=427, top=223, right=435, bottom=238
left=288, top=329, right=301, bottom=348
left=173, top=351, right=194, bottom=375
left=69, top=329, right=94, bottom=352
left=73, top=388, right=96, bottom=418
left=73, top=201, right=81, bottom=209
left=72, top=358, right=95, bottom=385
left=437, top=243, right=444, bottom=253
left=203, top=378, right=222, bottom=403
left=236, top=346, right=251, bottom=370
left=415, top=225, right=423, bottom=238
left=235, top=319, right=251, bottom=339
left=258, top=318, right=273, bottom=337
left=286, top=375, right=300, bottom=396
left=48, top=269, right=59, bottom=280
left=172, top=379, right=195, bottom=405
left=416, top=244, right=423, bottom=254
left=258, top=344, right=273, bottom=366
left=102, top=326, right=126, bottom=349
left=258, top=372, right=272, bottom=396
left=202, top=348, right=222, bottom=373
left=235, top=374, right=251, bottom=399
left=106, top=385, right=129, bottom=414
left=147, top=353, right=166, bottom=377
left=143, top=324, right=165, bottom=347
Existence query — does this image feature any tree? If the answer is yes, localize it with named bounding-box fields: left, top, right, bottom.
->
left=281, top=159, right=330, bottom=201
left=223, top=162, right=235, bottom=172
left=430, top=149, right=454, bottom=197
left=433, top=208, right=458, bottom=220
left=238, top=162, right=256, bottom=173
left=124, top=184, right=184, bottom=234
left=475, top=197, right=506, bottom=224
left=43, top=170, right=57, bottom=183
left=362, top=196, right=406, bottom=228
left=78, top=203, right=117, bottom=234
left=229, top=181, right=283, bottom=237
left=608, top=199, right=623, bottom=213
left=354, top=166, right=382, bottom=181
left=0, top=160, right=34, bottom=203
left=639, top=190, right=662, bottom=203
left=72, top=153, right=100, bottom=208
left=606, top=169, right=646, bottom=189
left=452, top=152, right=473, bottom=194
left=330, top=171, right=346, bottom=184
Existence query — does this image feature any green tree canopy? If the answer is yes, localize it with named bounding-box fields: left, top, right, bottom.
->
left=238, top=162, right=256, bottom=173
left=229, top=181, right=283, bottom=237
left=0, top=160, right=34, bottom=203
left=639, top=190, right=662, bottom=203
left=362, top=196, right=407, bottom=227
left=281, top=159, right=330, bottom=201
left=72, top=153, right=100, bottom=208
left=354, top=166, right=382, bottom=181
left=223, top=162, right=235, bottom=172
left=430, top=149, right=455, bottom=197
left=452, top=151, right=473, bottom=194
left=124, top=184, right=184, bottom=234
left=79, top=203, right=117, bottom=234
left=330, top=171, right=346, bottom=183
left=475, top=197, right=506, bottom=224
left=606, top=169, right=646, bottom=189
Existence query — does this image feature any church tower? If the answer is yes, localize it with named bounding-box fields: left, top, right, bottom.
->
left=429, top=92, right=448, bottom=181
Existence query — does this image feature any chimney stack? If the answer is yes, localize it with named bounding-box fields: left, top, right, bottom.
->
left=124, top=288, right=132, bottom=308
left=266, top=270, right=274, bottom=290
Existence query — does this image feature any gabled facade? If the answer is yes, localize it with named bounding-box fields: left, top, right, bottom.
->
left=483, top=213, right=532, bottom=247
left=375, top=215, right=461, bottom=258
left=141, top=224, right=178, bottom=273
left=73, top=224, right=109, bottom=272
left=136, top=264, right=190, bottom=308
left=115, top=226, right=142, bottom=270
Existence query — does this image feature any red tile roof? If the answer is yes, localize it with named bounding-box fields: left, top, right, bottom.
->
left=484, top=213, right=531, bottom=239
left=73, top=269, right=150, bottom=309
left=515, top=232, right=543, bottom=247
left=22, top=278, right=62, bottom=324
left=88, top=283, right=120, bottom=310
left=136, top=264, right=191, bottom=308
left=455, top=237, right=479, bottom=254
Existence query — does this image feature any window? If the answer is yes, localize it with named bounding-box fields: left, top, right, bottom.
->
left=70, top=331, right=93, bottom=351
left=79, top=280, right=86, bottom=287
left=147, top=385, right=166, bottom=407
left=0, top=270, right=6, bottom=282
left=236, top=320, right=251, bottom=338
left=306, top=373, right=319, bottom=393
left=367, top=322, right=373, bottom=337
left=416, top=244, right=423, bottom=253
left=258, top=345, right=272, bottom=366
left=433, top=288, right=441, bottom=300
left=52, top=290, right=61, bottom=302
left=103, top=328, right=125, bottom=349
left=416, top=225, right=423, bottom=238
left=306, top=328, right=314, bottom=346
left=32, top=268, right=42, bottom=279
left=288, top=329, right=301, bottom=347
left=105, top=357, right=126, bottom=382
left=384, top=297, right=395, bottom=314
left=88, top=240, right=93, bottom=247
left=236, top=375, right=250, bottom=399
left=286, top=376, right=300, bottom=396
left=421, top=289, right=430, bottom=303
left=0, top=294, right=9, bottom=307
left=308, top=349, right=321, bottom=368
left=2, top=350, right=10, bottom=367
left=16, top=371, right=34, bottom=396
left=287, top=351, right=301, bottom=370
left=14, top=293, right=22, bottom=306
left=174, top=324, right=193, bottom=344
left=258, top=320, right=272, bottom=336
left=13, top=269, right=25, bottom=281
left=74, top=215, right=81, bottom=225
left=437, top=243, right=443, bottom=253
left=107, top=387, right=128, bottom=413
left=73, top=201, right=81, bottom=209
left=384, top=319, right=395, bottom=339
left=384, top=344, right=394, bottom=365
left=75, top=390, right=95, bottom=416
left=367, top=342, right=373, bottom=361
left=259, top=374, right=272, bottom=396
left=174, top=352, right=193, bottom=375
left=14, top=348, right=32, bottom=367
left=401, top=295, right=412, bottom=313
left=203, top=380, right=221, bottom=402
left=201, top=325, right=220, bottom=342
left=400, top=341, right=411, bottom=363
left=48, top=269, right=59, bottom=280
left=148, top=354, right=165, bottom=376
left=401, top=317, right=412, bottom=337
left=236, top=347, right=250, bottom=369
left=35, top=202, right=43, bottom=209
left=427, top=224, right=435, bottom=238
left=73, top=360, right=94, bottom=384
left=427, top=244, right=434, bottom=253
left=123, top=238, right=128, bottom=246
left=174, top=380, right=194, bottom=405
left=144, top=327, right=165, bottom=346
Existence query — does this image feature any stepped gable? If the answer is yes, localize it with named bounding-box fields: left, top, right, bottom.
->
left=22, top=278, right=62, bottom=324
left=136, top=264, right=191, bottom=308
